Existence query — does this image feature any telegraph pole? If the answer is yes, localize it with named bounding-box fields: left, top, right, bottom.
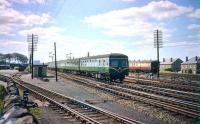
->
left=31, top=34, right=34, bottom=79
left=54, top=42, right=58, bottom=82
left=154, top=29, right=163, bottom=78
left=27, top=34, right=38, bottom=79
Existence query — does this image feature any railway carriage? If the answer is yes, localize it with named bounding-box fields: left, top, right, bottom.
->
left=48, top=53, right=129, bottom=82
left=129, top=60, right=159, bottom=74
left=79, top=54, right=129, bottom=81
left=57, top=59, right=80, bottom=74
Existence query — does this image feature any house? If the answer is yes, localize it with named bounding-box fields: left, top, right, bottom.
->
left=160, top=58, right=183, bottom=72
left=181, top=56, right=200, bottom=74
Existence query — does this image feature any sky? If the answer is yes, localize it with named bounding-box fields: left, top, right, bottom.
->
left=0, top=0, right=200, bottom=62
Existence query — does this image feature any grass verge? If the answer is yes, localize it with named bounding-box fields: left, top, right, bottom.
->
left=29, top=107, right=42, bottom=120
left=0, top=85, right=6, bottom=117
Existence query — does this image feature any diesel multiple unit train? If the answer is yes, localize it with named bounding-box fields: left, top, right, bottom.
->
left=48, top=53, right=159, bottom=82
left=48, top=53, right=129, bottom=81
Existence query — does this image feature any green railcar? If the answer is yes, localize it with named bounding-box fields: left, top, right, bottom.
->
left=79, top=53, right=128, bottom=81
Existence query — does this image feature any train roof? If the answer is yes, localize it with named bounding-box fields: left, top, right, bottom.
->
left=81, top=53, right=128, bottom=59
left=48, top=53, right=128, bottom=64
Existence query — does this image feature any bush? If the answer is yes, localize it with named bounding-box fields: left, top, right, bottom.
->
left=0, top=85, right=6, bottom=117
left=188, top=69, right=192, bottom=74
left=0, top=85, right=6, bottom=100
left=196, top=68, right=200, bottom=74
left=29, top=108, right=41, bottom=120
left=164, top=68, right=173, bottom=72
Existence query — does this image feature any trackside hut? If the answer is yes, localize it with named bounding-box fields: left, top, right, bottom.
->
left=33, top=64, right=48, bottom=77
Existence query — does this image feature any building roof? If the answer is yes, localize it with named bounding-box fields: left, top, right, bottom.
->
left=182, top=56, right=200, bottom=64
left=33, top=64, right=48, bottom=66
left=129, top=60, right=154, bottom=63
left=161, top=58, right=182, bottom=65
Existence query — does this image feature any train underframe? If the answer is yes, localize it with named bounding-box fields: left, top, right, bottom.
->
left=50, top=68, right=124, bottom=83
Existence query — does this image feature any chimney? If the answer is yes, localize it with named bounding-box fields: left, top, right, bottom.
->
left=186, top=56, right=188, bottom=62
left=170, top=58, right=172, bottom=62
left=163, top=58, right=165, bottom=62
left=196, top=56, right=198, bottom=61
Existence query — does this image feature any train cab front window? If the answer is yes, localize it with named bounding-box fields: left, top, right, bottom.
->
left=110, top=59, right=118, bottom=67
left=110, top=59, right=128, bottom=67
left=120, top=59, right=128, bottom=67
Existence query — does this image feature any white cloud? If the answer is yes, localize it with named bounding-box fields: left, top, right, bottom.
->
left=0, top=2, right=51, bottom=35
left=187, top=24, right=200, bottom=30
left=19, top=26, right=64, bottom=36
left=188, top=9, right=200, bottom=19
left=164, top=41, right=200, bottom=47
left=8, top=0, right=46, bottom=4
left=13, top=0, right=29, bottom=4
left=121, top=0, right=135, bottom=2
left=84, top=1, right=192, bottom=37
left=34, top=0, right=46, bottom=4
left=0, top=0, right=11, bottom=7
left=0, top=7, right=51, bottom=26
left=0, top=40, right=25, bottom=47
left=0, top=25, right=12, bottom=35
left=0, top=39, right=28, bottom=55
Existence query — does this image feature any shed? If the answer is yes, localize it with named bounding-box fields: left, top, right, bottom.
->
left=33, top=64, right=48, bottom=77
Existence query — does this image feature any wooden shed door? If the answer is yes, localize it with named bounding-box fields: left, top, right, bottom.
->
left=38, top=67, right=43, bottom=77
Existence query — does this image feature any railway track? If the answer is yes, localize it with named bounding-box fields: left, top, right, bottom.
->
left=116, top=82, right=200, bottom=102
left=125, top=77, right=200, bottom=93
left=160, top=73, right=200, bottom=81
left=52, top=72, right=200, bottom=119
left=126, top=76, right=200, bottom=87
left=6, top=73, right=142, bottom=124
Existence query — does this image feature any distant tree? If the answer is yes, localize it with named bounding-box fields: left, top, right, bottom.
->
left=197, top=69, right=200, bottom=74
left=19, top=54, right=28, bottom=63
left=0, top=52, right=28, bottom=64
left=4, top=53, right=13, bottom=65
left=188, top=69, right=193, bottom=74
left=0, top=53, right=4, bottom=61
left=165, top=68, right=173, bottom=72
left=12, top=53, right=28, bottom=64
